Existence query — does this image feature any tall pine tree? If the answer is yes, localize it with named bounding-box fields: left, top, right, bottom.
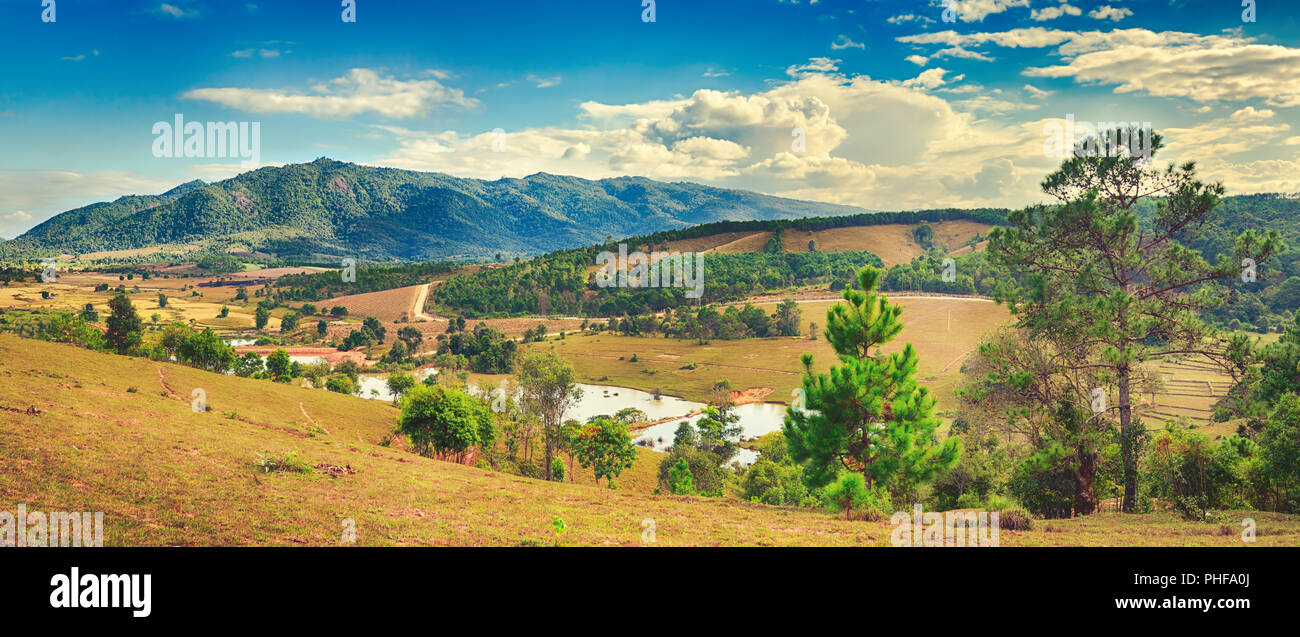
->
left=987, top=130, right=1284, bottom=512
left=784, top=267, right=960, bottom=491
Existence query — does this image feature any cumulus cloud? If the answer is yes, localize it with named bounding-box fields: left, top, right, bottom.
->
left=932, top=0, right=1030, bottom=23
left=181, top=68, right=478, bottom=119
left=931, top=45, right=996, bottom=62
left=359, top=48, right=1298, bottom=213
left=368, top=61, right=1063, bottom=210
left=785, top=57, right=841, bottom=76
left=888, top=14, right=935, bottom=26
left=1089, top=6, right=1132, bottom=22
left=1023, top=84, right=1054, bottom=98
left=1031, top=3, right=1081, bottom=21
left=899, top=27, right=1300, bottom=107
left=899, top=68, right=954, bottom=90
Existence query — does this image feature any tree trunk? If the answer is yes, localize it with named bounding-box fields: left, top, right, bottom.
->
left=1074, top=450, right=1098, bottom=515
left=1119, top=365, right=1137, bottom=513
left=544, top=426, right=554, bottom=481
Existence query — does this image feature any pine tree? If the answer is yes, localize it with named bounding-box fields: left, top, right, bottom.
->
left=784, top=266, right=960, bottom=490
left=987, top=130, right=1284, bottom=512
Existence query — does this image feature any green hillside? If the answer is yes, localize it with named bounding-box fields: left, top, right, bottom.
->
left=3, top=159, right=872, bottom=262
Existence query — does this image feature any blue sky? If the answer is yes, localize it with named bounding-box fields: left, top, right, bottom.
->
left=2, top=0, right=1298, bottom=238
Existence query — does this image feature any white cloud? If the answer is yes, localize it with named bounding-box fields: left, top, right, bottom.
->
left=900, top=27, right=1300, bottom=107
left=154, top=2, right=198, bottom=19
left=1031, top=3, right=1081, bottom=22
left=181, top=68, right=478, bottom=119
left=933, top=0, right=1030, bottom=23
left=831, top=35, right=866, bottom=51
left=899, top=68, right=954, bottom=90
left=1229, top=106, right=1274, bottom=122
left=231, top=48, right=283, bottom=59
left=1023, top=84, right=1054, bottom=98
left=785, top=57, right=841, bottom=76
left=526, top=74, right=563, bottom=88
left=1089, top=6, right=1132, bottom=22
left=906, top=55, right=930, bottom=66
left=888, top=14, right=935, bottom=26
left=369, top=66, right=1062, bottom=210
left=931, top=45, right=996, bottom=62
left=359, top=53, right=1300, bottom=213
left=61, top=50, right=98, bottom=62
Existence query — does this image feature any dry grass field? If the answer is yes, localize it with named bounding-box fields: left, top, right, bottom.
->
left=655, top=220, right=994, bottom=268
left=320, top=284, right=428, bottom=323
left=531, top=296, right=1012, bottom=416
left=4, top=335, right=1294, bottom=547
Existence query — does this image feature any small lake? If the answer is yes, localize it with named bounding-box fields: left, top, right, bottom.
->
left=470, top=382, right=787, bottom=466
left=356, top=368, right=438, bottom=402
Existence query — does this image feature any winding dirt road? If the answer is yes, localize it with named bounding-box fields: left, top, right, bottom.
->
left=410, top=283, right=436, bottom=321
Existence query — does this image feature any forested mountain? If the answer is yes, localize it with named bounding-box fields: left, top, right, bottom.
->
left=3, top=159, right=870, bottom=261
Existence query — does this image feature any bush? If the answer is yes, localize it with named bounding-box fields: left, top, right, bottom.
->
left=667, top=458, right=696, bottom=495
left=657, top=447, right=728, bottom=497
left=1008, top=443, right=1076, bottom=519
left=1145, top=427, right=1244, bottom=520
left=741, top=458, right=814, bottom=506
left=997, top=507, right=1033, bottom=531
left=258, top=450, right=312, bottom=474
left=822, top=473, right=892, bottom=521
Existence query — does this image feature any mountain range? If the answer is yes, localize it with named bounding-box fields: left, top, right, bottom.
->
left=5, top=159, right=870, bottom=261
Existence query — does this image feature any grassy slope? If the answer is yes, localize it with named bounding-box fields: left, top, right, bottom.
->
left=658, top=220, right=993, bottom=268
left=535, top=296, right=1011, bottom=413
left=5, top=335, right=1295, bottom=546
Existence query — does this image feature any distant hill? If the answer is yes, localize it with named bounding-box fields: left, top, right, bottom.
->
left=4, top=159, right=873, bottom=261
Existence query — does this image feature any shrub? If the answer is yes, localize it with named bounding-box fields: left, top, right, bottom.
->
left=1145, top=427, right=1244, bottom=520
left=657, top=447, right=728, bottom=497
left=258, top=450, right=312, bottom=474
left=997, top=507, right=1033, bottom=531
left=822, top=473, right=892, bottom=521
left=667, top=458, right=697, bottom=495
left=1008, top=442, right=1076, bottom=519
left=741, top=458, right=813, bottom=506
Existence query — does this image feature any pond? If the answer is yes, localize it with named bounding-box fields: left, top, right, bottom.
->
left=470, top=382, right=787, bottom=466
left=356, top=368, right=438, bottom=402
